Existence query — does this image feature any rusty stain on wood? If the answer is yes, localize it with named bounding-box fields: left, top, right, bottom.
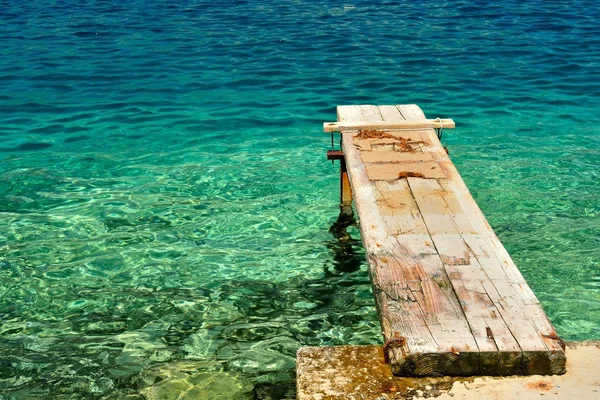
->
left=543, top=333, right=567, bottom=351
left=354, top=129, right=426, bottom=153
left=441, top=254, right=471, bottom=266
left=526, top=380, right=554, bottom=391
left=355, top=129, right=399, bottom=140
left=397, top=171, right=426, bottom=179
left=383, top=332, right=407, bottom=364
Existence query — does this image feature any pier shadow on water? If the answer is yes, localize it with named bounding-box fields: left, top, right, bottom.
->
left=326, top=210, right=364, bottom=274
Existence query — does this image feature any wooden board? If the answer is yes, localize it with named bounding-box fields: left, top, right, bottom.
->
left=323, top=119, right=455, bottom=132
left=336, top=104, right=566, bottom=376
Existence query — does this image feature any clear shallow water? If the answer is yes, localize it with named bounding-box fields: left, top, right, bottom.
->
left=1, top=0, right=599, bottom=398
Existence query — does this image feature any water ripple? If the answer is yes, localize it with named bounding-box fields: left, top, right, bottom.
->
left=0, top=0, right=599, bottom=398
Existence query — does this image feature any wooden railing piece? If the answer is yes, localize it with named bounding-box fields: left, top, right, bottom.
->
left=324, top=118, right=455, bottom=132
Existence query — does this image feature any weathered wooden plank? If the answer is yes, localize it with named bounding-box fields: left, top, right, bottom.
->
left=418, top=233, right=525, bottom=374
left=373, top=245, right=481, bottom=376
left=405, top=141, right=564, bottom=373
left=407, top=175, right=527, bottom=374
left=405, top=119, right=563, bottom=329
left=449, top=280, right=524, bottom=375
left=386, top=107, right=525, bottom=375
left=407, top=174, right=564, bottom=373
left=372, top=106, right=482, bottom=375
left=339, top=105, right=481, bottom=376
left=334, top=104, right=565, bottom=376
left=405, top=127, right=566, bottom=363
left=341, top=129, right=440, bottom=364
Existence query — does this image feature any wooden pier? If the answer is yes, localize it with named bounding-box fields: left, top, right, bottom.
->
left=306, top=105, right=566, bottom=378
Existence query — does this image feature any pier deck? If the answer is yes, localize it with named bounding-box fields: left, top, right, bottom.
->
left=322, top=105, right=565, bottom=377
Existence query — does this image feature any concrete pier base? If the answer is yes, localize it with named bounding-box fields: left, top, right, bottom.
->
left=296, top=341, right=600, bottom=399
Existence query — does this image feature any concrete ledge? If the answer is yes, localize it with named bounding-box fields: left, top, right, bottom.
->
left=296, top=341, right=600, bottom=399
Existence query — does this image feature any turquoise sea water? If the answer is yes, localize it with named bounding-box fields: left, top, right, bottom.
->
left=1, top=0, right=599, bottom=398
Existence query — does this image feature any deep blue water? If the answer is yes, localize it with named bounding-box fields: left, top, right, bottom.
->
left=0, top=0, right=599, bottom=398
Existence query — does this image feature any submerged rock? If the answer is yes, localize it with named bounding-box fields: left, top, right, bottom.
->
left=138, top=363, right=253, bottom=400
left=252, top=380, right=296, bottom=400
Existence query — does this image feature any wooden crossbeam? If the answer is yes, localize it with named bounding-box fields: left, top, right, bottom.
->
left=323, top=119, right=455, bottom=132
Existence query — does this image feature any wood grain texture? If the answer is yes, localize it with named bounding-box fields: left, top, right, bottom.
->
left=336, top=104, right=566, bottom=376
